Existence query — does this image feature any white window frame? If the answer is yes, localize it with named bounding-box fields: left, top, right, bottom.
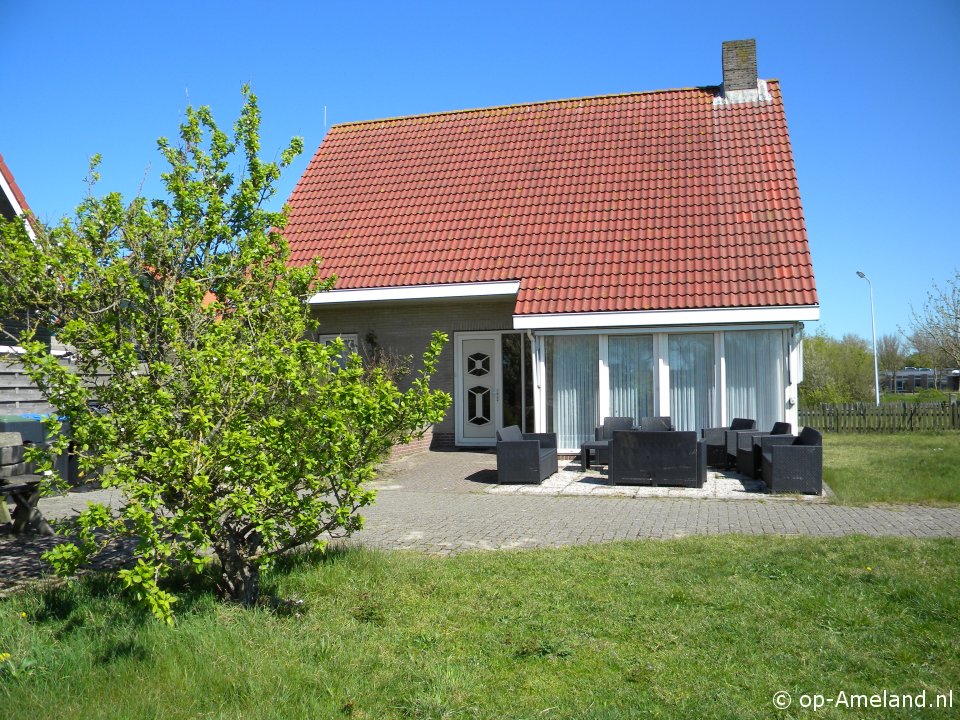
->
left=528, top=323, right=801, bottom=452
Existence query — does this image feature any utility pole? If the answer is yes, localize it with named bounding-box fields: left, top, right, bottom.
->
left=857, top=271, right=881, bottom=406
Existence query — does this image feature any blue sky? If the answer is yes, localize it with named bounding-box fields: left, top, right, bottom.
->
left=2, top=0, right=957, bottom=342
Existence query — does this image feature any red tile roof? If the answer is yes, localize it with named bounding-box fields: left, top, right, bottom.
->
left=284, top=82, right=817, bottom=316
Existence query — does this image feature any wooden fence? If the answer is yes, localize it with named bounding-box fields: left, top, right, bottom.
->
left=799, top=402, right=960, bottom=433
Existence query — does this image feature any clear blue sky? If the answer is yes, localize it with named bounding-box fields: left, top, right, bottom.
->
left=2, top=0, right=958, bottom=343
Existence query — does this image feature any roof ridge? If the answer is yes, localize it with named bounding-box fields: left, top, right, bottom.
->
left=330, top=82, right=776, bottom=130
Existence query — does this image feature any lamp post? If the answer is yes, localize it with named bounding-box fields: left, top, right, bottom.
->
left=856, top=271, right=881, bottom=406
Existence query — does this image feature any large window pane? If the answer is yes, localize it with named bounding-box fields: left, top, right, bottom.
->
left=668, top=334, right=716, bottom=432
left=725, top=330, right=785, bottom=430
left=545, top=335, right=599, bottom=450
left=501, top=333, right=535, bottom=433
left=608, top=335, right=654, bottom=423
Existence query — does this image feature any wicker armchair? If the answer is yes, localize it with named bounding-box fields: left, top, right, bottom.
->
left=496, top=425, right=558, bottom=484
left=609, top=430, right=704, bottom=488
left=701, top=418, right=755, bottom=468
left=760, top=427, right=823, bottom=495
left=639, top=416, right=674, bottom=431
left=583, top=417, right=636, bottom=468
left=735, top=422, right=792, bottom=478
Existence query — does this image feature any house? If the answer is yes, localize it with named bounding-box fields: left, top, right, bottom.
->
left=0, top=152, right=53, bottom=357
left=0, top=152, right=34, bottom=226
left=283, top=40, right=819, bottom=454
left=883, top=367, right=960, bottom=393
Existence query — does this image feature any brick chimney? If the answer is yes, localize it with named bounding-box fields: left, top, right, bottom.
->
left=722, top=39, right=757, bottom=92
left=717, top=39, right=769, bottom=105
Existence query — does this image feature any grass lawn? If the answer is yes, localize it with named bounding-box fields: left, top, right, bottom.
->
left=2, top=537, right=959, bottom=719
left=823, top=432, right=960, bottom=505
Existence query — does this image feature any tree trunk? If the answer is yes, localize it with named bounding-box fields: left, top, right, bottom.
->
left=215, top=544, right=261, bottom=607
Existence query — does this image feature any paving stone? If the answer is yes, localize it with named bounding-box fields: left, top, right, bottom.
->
left=3, top=449, right=960, bottom=595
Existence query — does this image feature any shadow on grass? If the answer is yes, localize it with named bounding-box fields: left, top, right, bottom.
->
left=14, top=543, right=376, bottom=631
left=24, top=564, right=222, bottom=629
left=267, top=543, right=361, bottom=574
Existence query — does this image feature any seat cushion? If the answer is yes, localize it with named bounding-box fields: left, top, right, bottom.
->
left=497, top=425, right=523, bottom=442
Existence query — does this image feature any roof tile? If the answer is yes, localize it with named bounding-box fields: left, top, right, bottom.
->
left=285, top=82, right=817, bottom=314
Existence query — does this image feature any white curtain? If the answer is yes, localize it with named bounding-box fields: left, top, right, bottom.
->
left=725, top=330, right=785, bottom=430
left=668, top=334, right=716, bottom=432
left=546, top=335, right=598, bottom=450
left=608, top=335, right=654, bottom=423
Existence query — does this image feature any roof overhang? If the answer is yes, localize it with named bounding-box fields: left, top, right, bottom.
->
left=308, top=280, right=520, bottom=305
left=0, top=154, right=37, bottom=240
left=513, top=305, right=820, bottom=330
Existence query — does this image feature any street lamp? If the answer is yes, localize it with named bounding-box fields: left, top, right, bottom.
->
left=856, top=271, right=881, bottom=406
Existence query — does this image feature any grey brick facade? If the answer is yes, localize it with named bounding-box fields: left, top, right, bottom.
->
left=311, top=298, right=516, bottom=435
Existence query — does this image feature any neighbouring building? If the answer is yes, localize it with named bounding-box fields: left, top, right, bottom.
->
left=283, top=40, right=819, bottom=453
left=0, top=152, right=52, bottom=356
left=883, top=367, right=960, bottom=393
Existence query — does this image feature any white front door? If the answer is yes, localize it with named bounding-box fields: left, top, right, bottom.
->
left=457, top=335, right=500, bottom=445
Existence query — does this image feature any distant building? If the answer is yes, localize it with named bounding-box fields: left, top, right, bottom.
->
left=882, top=367, right=960, bottom=393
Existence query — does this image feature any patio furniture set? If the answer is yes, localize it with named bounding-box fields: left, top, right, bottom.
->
left=496, top=416, right=823, bottom=495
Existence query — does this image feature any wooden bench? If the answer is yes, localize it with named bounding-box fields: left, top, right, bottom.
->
left=0, top=431, right=54, bottom=535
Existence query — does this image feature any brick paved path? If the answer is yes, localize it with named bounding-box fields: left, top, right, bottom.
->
left=3, top=449, right=959, bottom=594
left=357, top=450, right=960, bottom=553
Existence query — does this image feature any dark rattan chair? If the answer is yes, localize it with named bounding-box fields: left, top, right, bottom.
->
left=760, top=427, right=823, bottom=495
left=582, top=417, right=635, bottom=468
left=639, top=416, right=674, bottom=432
left=701, top=418, right=755, bottom=468
left=496, top=425, right=558, bottom=484
left=735, top=422, right=792, bottom=478
left=608, top=430, right=704, bottom=488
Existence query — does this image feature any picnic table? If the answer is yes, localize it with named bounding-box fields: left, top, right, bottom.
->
left=0, top=431, right=54, bottom=536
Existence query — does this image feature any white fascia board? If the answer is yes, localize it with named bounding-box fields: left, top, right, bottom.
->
left=308, top=281, right=520, bottom=305
left=0, top=171, right=25, bottom=216
left=0, top=171, right=36, bottom=240
left=513, top=305, right=820, bottom=330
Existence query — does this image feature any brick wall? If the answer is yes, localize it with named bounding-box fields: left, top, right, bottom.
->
left=722, top=39, right=757, bottom=91
left=387, top=427, right=434, bottom=460
left=311, top=298, right=516, bottom=435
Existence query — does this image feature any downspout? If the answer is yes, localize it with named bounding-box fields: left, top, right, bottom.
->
left=526, top=330, right=539, bottom=390
left=527, top=330, right=542, bottom=433
left=789, top=323, right=804, bottom=429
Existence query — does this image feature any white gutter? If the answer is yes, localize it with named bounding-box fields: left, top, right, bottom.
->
left=309, top=280, right=520, bottom=305
left=513, top=305, right=820, bottom=330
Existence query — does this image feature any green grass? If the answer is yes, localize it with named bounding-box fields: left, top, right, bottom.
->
left=880, top=390, right=953, bottom=404
left=824, top=432, right=960, bottom=505
left=2, top=538, right=959, bottom=719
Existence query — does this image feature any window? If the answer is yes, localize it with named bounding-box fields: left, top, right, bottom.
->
left=668, top=334, right=716, bottom=432
left=535, top=327, right=791, bottom=449
left=545, top=335, right=599, bottom=450
left=316, top=333, right=359, bottom=367
left=608, top=335, right=655, bottom=421
left=725, top=330, right=785, bottom=430
left=501, top=333, right=535, bottom=432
